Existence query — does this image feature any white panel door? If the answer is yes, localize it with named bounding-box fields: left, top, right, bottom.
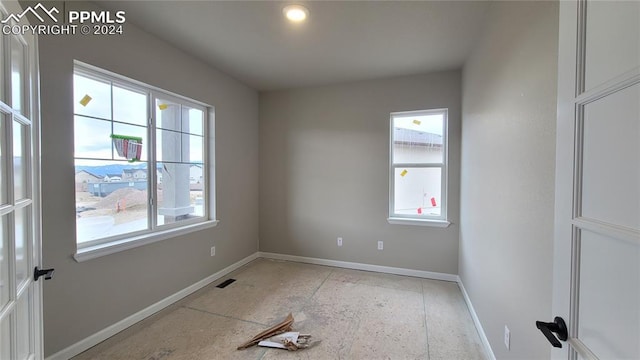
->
left=0, top=1, right=43, bottom=359
left=551, top=0, right=640, bottom=359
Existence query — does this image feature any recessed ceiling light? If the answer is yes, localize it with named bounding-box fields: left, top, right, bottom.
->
left=283, top=4, right=309, bottom=22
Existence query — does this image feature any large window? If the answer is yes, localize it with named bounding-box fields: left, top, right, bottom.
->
left=73, top=62, right=215, bottom=252
left=389, top=109, right=449, bottom=226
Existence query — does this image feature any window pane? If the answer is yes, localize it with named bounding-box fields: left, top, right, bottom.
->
left=183, top=134, right=203, bottom=163
left=75, top=160, right=148, bottom=244
left=10, top=36, right=25, bottom=114
left=394, top=167, right=441, bottom=216
left=113, top=123, right=147, bottom=161
left=183, top=106, right=203, bottom=136
left=0, top=34, right=4, bottom=102
left=15, top=206, right=29, bottom=288
left=0, top=115, right=6, bottom=205
left=393, top=113, right=443, bottom=164
left=0, top=316, right=10, bottom=360
left=74, top=74, right=111, bottom=120
left=73, top=66, right=212, bottom=245
left=74, top=116, right=112, bottom=159
left=0, top=216, right=8, bottom=310
left=16, top=290, right=30, bottom=360
left=157, top=162, right=204, bottom=226
left=156, top=99, right=180, bottom=131
left=113, top=86, right=147, bottom=126
left=13, top=121, right=28, bottom=200
left=156, top=129, right=181, bottom=162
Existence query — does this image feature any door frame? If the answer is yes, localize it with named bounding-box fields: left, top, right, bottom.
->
left=553, top=0, right=640, bottom=359
left=0, top=0, right=43, bottom=358
left=551, top=1, right=579, bottom=358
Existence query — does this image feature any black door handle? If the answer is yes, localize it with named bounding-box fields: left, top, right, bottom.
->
left=34, top=266, right=55, bottom=281
left=536, top=316, right=568, bottom=348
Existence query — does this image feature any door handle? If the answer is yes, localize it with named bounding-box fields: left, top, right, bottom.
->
left=536, top=316, right=568, bottom=348
left=34, top=266, right=55, bottom=281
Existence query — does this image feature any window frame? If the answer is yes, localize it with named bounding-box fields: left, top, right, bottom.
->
left=388, top=108, right=450, bottom=227
left=73, top=61, right=217, bottom=260
left=150, top=91, right=209, bottom=232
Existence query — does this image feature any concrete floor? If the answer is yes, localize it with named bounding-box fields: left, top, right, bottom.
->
left=73, top=258, right=485, bottom=359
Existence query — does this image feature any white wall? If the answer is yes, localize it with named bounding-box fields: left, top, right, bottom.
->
left=259, top=71, right=461, bottom=274
left=30, top=1, right=259, bottom=356
left=460, top=1, right=558, bottom=358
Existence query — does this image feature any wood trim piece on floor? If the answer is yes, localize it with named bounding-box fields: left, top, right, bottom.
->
left=457, top=277, right=496, bottom=360
left=258, top=252, right=459, bottom=282
left=45, top=252, right=260, bottom=360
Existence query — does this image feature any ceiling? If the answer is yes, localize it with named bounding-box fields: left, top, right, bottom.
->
left=96, top=1, right=490, bottom=91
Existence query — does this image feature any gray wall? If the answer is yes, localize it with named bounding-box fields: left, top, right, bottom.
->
left=259, top=71, right=461, bottom=274
left=459, top=1, right=558, bottom=358
left=35, top=2, right=259, bottom=356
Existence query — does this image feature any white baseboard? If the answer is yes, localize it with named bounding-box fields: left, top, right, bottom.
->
left=258, top=252, right=459, bottom=282
left=45, top=252, right=259, bottom=360
left=457, top=277, right=496, bottom=360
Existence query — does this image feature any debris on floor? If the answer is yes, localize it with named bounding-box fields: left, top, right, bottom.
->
left=237, top=313, right=318, bottom=351
left=258, top=332, right=313, bottom=351
left=237, top=313, right=294, bottom=350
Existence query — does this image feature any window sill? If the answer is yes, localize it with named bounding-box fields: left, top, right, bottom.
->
left=74, top=220, right=219, bottom=262
left=387, top=217, right=451, bottom=228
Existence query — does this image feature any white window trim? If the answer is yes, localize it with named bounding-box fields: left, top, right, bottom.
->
left=73, top=61, right=217, bottom=261
left=388, top=108, right=450, bottom=227
left=74, top=220, right=219, bottom=262
left=387, top=217, right=451, bottom=227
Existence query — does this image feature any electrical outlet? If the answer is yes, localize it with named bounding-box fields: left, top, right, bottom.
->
left=337, top=237, right=343, bottom=247
left=504, top=325, right=510, bottom=350
left=377, top=241, right=383, bottom=250
left=210, top=246, right=216, bottom=257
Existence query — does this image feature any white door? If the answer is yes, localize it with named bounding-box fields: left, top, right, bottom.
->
left=550, top=0, right=639, bottom=359
left=0, top=1, right=43, bottom=359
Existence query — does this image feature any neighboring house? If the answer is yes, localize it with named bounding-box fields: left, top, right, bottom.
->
left=75, top=170, right=101, bottom=191
left=122, top=169, right=147, bottom=181
left=104, top=174, right=122, bottom=182
left=189, top=164, right=203, bottom=184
